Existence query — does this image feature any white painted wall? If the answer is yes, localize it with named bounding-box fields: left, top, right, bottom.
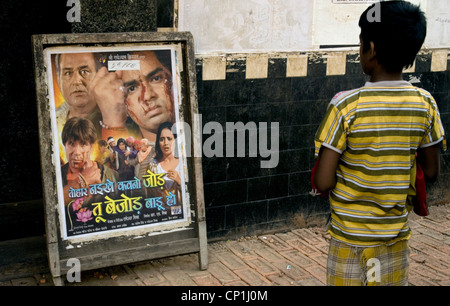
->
left=178, top=0, right=313, bottom=53
left=426, top=0, right=450, bottom=48
left=179, top=0, right=449, bottom=54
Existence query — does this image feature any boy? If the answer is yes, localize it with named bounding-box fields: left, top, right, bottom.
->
left=313, top=1, right=446, bottom=286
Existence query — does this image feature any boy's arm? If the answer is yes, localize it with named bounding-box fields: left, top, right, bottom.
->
left=417, top=144, right=441, bottom=183
left=314, top=147, right=341, bottom=193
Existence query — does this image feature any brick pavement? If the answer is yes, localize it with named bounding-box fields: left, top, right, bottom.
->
left=1, top=204, right=449, bottom=286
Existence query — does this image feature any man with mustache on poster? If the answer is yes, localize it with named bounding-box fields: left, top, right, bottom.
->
left=55, top=53, right=102, bottom=144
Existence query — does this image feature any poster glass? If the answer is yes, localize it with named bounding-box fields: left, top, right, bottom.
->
left=44, top=45, right=190, bottom=241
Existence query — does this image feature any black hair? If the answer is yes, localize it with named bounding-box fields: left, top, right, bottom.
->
left=359, top=1, right=427, bottom=72
left=61, top=117, right=97, bottom=146
left=116, top=138, right=127, bottom=148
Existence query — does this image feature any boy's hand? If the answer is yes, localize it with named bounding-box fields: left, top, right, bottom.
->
left=313, top=147, right=341, bottom=194
left=417, top=144, right=441, bottom=183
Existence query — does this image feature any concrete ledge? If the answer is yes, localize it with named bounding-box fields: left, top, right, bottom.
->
left=198, top=49, right=449, bottom=81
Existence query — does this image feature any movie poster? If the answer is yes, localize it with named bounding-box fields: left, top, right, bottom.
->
left=44, top=45, right=190, bottom=241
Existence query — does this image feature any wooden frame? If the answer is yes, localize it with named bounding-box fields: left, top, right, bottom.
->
left=32, top=32, right=207, bottom=285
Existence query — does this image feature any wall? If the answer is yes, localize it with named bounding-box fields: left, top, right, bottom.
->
left=179, top=0, right=313, bottom=53
left=1, top=1, right=71, bottom=206
left=179, top=0, right=450, bottom=53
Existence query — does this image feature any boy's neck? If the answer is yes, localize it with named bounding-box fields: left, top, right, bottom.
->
left=369, top=67, right=403, bottom=83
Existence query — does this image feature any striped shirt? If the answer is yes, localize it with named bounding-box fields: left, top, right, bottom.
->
left=315, top=81, right=446, bottom=247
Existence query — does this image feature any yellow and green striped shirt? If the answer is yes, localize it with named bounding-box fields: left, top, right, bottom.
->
left=315, top=81, right=446, bottom=247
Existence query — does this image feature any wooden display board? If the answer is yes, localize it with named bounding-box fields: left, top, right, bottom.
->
left=32, top=32, right=207, bottom=285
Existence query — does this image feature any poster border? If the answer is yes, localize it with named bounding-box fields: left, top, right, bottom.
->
left=32, top=32, right=207, bottom=283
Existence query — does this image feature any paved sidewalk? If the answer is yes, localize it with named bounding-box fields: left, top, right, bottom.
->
left=1, top=204, right=449, bottom=286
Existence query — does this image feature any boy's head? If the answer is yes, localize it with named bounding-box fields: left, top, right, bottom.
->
left=359, top=1, right=427, bottom=73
